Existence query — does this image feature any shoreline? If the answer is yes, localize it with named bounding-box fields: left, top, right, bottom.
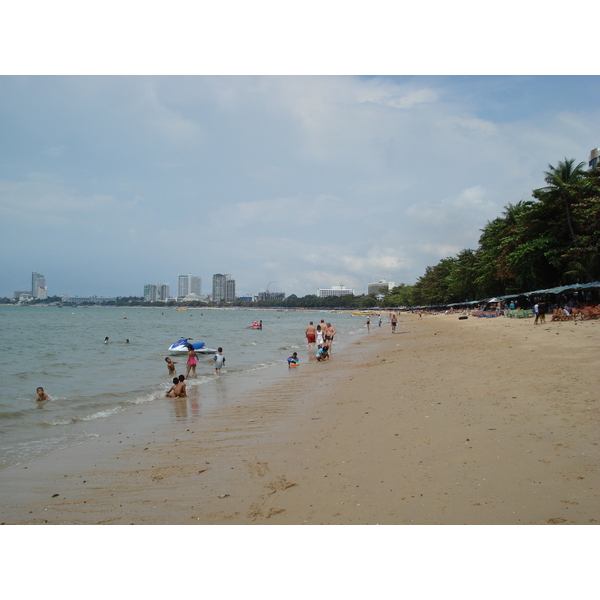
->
left=1, top=312, right=599, bottom=524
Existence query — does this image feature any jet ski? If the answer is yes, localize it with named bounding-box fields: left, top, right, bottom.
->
left=168, top=338, right=217, bottom=354
left=247, top=321, right=262, bottom=329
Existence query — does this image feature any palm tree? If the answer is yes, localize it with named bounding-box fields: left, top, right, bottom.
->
left=533, top=158, right=586, bottom=242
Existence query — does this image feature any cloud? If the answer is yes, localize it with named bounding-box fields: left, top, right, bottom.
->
left=1, top=75, right=599, bottom=297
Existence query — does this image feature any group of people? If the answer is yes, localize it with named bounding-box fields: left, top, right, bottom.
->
left=165, top=345, right=226, bottom=384
left=166, top=374, right=187, bottom=398
left=305, top=319, right=336, bottom=361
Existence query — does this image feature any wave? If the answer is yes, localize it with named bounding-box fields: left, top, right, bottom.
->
left=42, top=405, right=126, bottom=426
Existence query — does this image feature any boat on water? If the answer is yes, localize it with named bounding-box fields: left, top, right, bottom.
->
left=247, top=321, right=262, bottom=329
left=168, top=338, right=217, bottom=354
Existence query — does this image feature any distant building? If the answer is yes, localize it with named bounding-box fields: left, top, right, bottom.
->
left=62, top=296, right=116, bottom=305
left=589, top=148, right=599, bottom=170
left=143, top=283, right=170, bottom=302
left=257, top=291, right=285, bottom=302
left=318, top=285, right=354, bottom=298
left=157, top=284, right=170, bottom=301
left=37, top=286, right=48, bottom=300
left=31, top=271, right=45, bottom=298
left=368, top=279, right=395, bottom=295
left=144, top=284, right=158, bottom=302
left=178, top=274, right=201, bottom=297
left=14, top=290, right=30, bottom=300
left=213, top=274, right=236, bottom=303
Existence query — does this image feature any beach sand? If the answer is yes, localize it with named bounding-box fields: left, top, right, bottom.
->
left=1, top=312, right=599, bottom=525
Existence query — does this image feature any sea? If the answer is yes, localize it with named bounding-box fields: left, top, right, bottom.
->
left=0, top=305, right=368, bottom=470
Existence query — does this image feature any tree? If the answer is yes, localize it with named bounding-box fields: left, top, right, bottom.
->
left=533, top=158, right=586, bottom=242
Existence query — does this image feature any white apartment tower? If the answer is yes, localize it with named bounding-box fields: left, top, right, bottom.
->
left=178, top=274, right=201, bottom=298
left=212, top=273, right=236, bottom=303
left=144, top=283, right=170, bottom=302
left=31, top=271, right=46, bottom=298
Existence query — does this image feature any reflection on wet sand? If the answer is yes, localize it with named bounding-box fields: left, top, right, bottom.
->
left=168, top=389, right=201, bottom=422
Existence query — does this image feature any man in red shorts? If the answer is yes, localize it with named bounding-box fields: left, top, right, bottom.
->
left=305, top=321, right=316, bottom=349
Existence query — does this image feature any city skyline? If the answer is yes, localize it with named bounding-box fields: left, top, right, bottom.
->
left=12, top=269, right=398, bottom=300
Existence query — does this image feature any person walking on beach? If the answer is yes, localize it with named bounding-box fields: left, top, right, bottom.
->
left=213, top=347, right=225, bottom=375
left=316, top=324, right=324, bottom=349
left=324, top=322, right=336, bottom=353
left=36, top=387, right=50, bottom=402
left=305, top=321, right=316, bottom=349
left=165, top=357, right=178, bottom=376
left=366, top=317, right=370, bottom=333
left=538, top=301, right=547, bottom=323
left=391, top=313, right=397, bottom=333
left=533, top=303, right=539, bottom=325
left=186, top=344, right=198, bottom=379
left=378, top=315, right=382, bottom=328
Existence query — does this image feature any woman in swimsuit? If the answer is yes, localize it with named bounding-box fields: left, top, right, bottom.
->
left=316, top=325, right=324, bottom=348
left=185, top=344, right=198, bottom=379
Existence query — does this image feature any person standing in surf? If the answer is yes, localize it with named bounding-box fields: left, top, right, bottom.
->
left=185, top=344, right=198, bottom=379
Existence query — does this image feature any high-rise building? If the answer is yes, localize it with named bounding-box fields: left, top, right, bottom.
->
left=144, top=284, right=158, bottom=302
left=178, top=274, right=201, bottom=298
left=31, top=271, right=45, bottom=298
left=225, top=278, right=236, bottom=303
left=589, top=148, right=599, bottom=170
left=143, top=283, right=169, bottom=302
left=212, top=274, right=236, bottom=303
left=157, top=284, right=170, bottom=301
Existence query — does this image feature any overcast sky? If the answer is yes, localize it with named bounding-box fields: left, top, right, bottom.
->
left=1, top=75, right=599, bottom=298
left=1, top=2, right=599, bottom=299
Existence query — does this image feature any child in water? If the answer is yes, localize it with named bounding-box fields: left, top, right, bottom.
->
left=186, top=344, right=198, bottom=379
left=177, top=374, right=187, bottom=397
left=165, top=357, right=178, bottom=376
left=287, top=352, right=299, bottom=367
left=213, top=347, right=225, bottom=375
left=36, top=387, right=50, bottom=402
left=166, top=377, right=180, bottom=397
left=316, top=346, right=329, bottom=361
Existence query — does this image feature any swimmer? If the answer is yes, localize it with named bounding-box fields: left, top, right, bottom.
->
left=36, top=387, right=50, bottom=402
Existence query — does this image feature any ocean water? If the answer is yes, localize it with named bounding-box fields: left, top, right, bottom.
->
left=0, top=305, right=365, bottom=469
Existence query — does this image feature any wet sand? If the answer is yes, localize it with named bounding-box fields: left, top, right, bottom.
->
left=1, top=312, right=599, bottom=525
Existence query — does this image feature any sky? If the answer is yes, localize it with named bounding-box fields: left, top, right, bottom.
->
left=1, top=6, right=599, bottom=299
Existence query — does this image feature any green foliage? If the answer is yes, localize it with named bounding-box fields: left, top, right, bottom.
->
left=411, top=158, right=600, bottom=306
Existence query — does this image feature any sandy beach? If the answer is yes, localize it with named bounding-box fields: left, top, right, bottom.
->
left=1, top=312, right=599, bottom=525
